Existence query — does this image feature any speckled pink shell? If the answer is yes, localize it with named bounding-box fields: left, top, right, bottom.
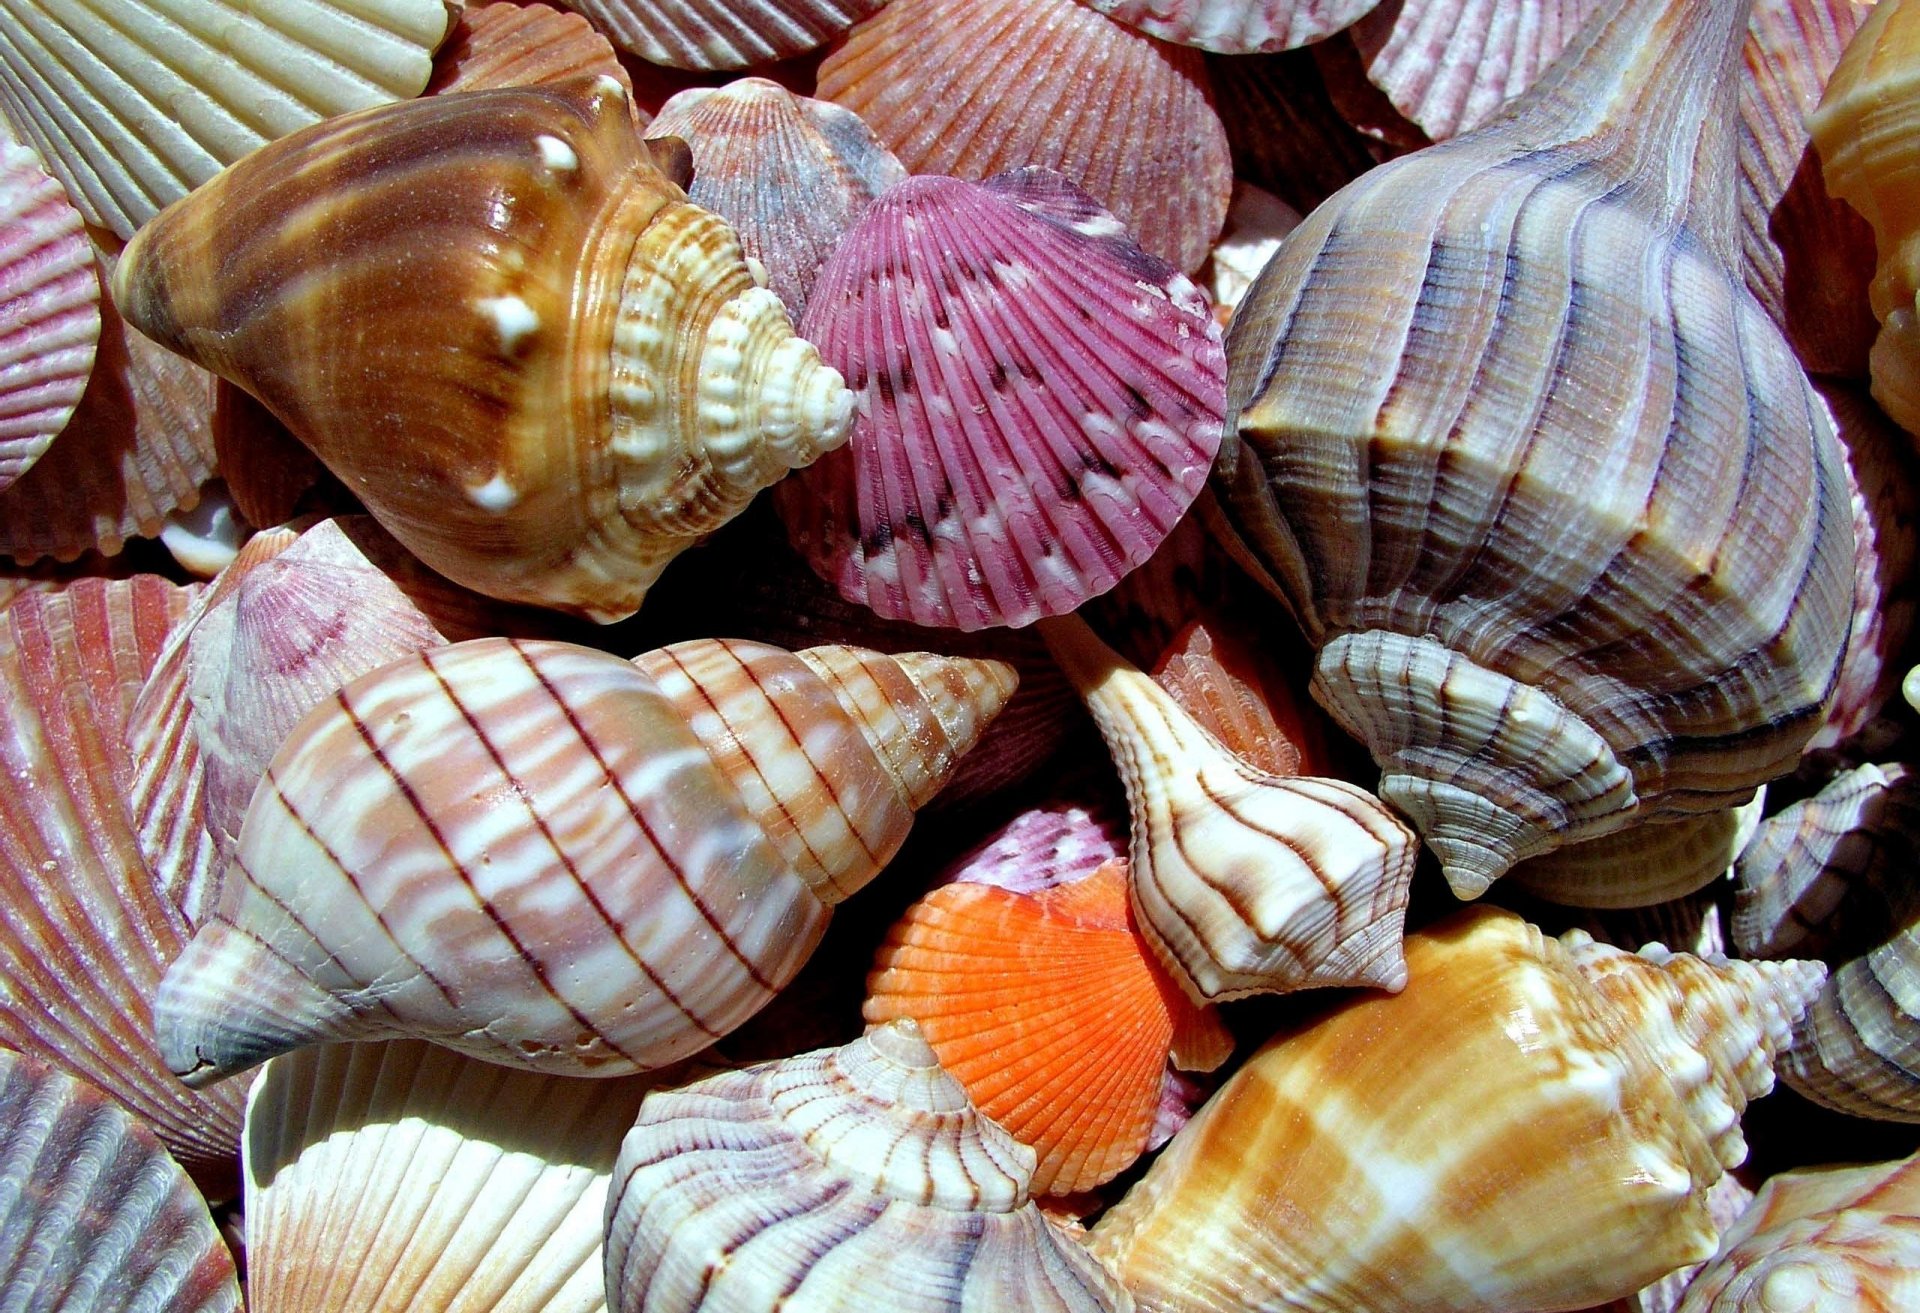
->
left=775, top=169, right=1227, bottom=632
left=1079, top=0, right=1384, bottom=53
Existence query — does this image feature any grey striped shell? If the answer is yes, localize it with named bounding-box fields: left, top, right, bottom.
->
left=1212, top=0, right=1853, bottom=897
left=153, top=636, right=1015, bottom=1086
left=603, top=1020, right=1133, bottom=1311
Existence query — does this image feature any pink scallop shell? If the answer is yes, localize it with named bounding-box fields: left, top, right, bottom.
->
left=559, top=0, right=884, bottom=69
left=817, top=0, right=1233, bottom=273
left=0, top=141, right=99, bottom=493
left=647, top=78, right=905, bottom=318
left=775, top=169, right=1227, bottom=632
left=940, top=796, right=1130, bottom=896
left=1078, top=0, right=1385, bottom=53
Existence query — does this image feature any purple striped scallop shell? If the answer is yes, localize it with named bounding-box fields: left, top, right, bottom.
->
left=1079, top=0, right=1385, bottom=53
left=558, top=0, right=883, bottom=68
left=775, top=169, right=1227, bottom=632
left=0, top=140, right=99, bottom=492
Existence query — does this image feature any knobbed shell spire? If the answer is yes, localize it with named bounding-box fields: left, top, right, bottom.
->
left=1087, top=907, right=1825, bottom=1313
left=113, top=79, right=853, bottom=621
left=1212, top=0, right=1854, bottom=897
left=1040, top=613, right=1416, bottom=1002
left=153, top=637, right=1015, bottom=1086
left=603, top=1020, right=1134, bottom=1311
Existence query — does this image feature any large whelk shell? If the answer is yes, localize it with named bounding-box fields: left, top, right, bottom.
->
left=0, top=0, right=450, bottom=241
left=1213, top=0, right=1855, bottom=897
left=154, top=637, right=1015, bottom=1086
left=1081, top=0, right=1384, bottom=54
left=1509, top=793, right=1767, bottom=911
left=775, top=170, right=1227, bottom=632
left=0, top=577, right=247, bottom=1194
left=1674, top=1152, right=1920, bottom=1312
left=1041, top=613, right=1416, bottom=1002
left=0, top=1047, right=240, bottom=1312
left=1088, top=906, right=1826, bottom=1313
left=559, top=0, right=882, bottom=70
left=646, top=79, right=905, bottom=320
left=817, top=0, right=1233, bottom=275
left=114, top=79, right=853, bottom=621
left=603, top=1020, right=1134, bottom=1311
left=245, top=1039, right=664, bottom=1311
left=0, top=138, right=98, bottom=491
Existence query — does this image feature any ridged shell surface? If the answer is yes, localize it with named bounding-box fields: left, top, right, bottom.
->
left=0, top=577, right=247, bottom=1194
left=558, top=0, right=883, bottom=69
left=1214, top=0, right=1855, bottom=896
left=1079, top=0, right=1384, bottom=53
left=153, top=637, right=1014, bottom=1085
left=1779, top=922, right=1920, bottom=1120
left=1509, top=795, right=1766, bottom=910
left=0, top=1047, right=240, bottom=1312
left=1087, top=906, right=1824, bottom=1313
left=647, top=79, right=905, bottom=319
left=776, top=170, right=1227, bottom=632
left=113, top=80, right=853, bottom=621
left=603, top=1020, right=1134, bottom=1311
left=245, top=1039, right=662, bottom=1312
left=0, top=0, right=451, bottom=240
left=818, top=0, right=1232, bottom=274
left=0, top=139, right=98, bottom=491
left=427, top=1, right=636, bottom=107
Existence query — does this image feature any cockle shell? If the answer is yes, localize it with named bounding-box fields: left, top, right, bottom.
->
left=1081, top=0, right=1384, bottom=53
left=1087, top=906, right=1826, bottom=1313
left=1509, top=792, right=1767, bottom=910
left=558, top=0, right=884, bottom=69
left=1673, top=1152, right=1920, bottom=1312
left=1040, top=612, right=1416, bottom=1002
left=113, top=79, right=853, bottom=622
left=245, top=1039, right=664, bottom=1311
left=0, top=0, right=451, bottom=241
left=0, top=577, right=246, bottom=1194
left=0, top=137, right=98, bottom=491
left=646, top=79, right=905, bottom=320
left=817, top=0, right=1233, bottom=274
left=603, top=1020, right=1135, bottom=1311
left=0, top=1047, right=240, bottom=1312
left=426, top=0, right=638, bottom=110
left=154, top=636, right=1015, bottom=1086
left=1212, top=0, right=1855, bottom=897
left=775, top=169, right=1227, bottom=632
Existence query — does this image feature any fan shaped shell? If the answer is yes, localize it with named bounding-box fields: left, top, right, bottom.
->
left=1080, top=0, right=1384, bottom=54
left=559, top=0, right=884, bottom=69
left=427, top=0, right=637, bottom=107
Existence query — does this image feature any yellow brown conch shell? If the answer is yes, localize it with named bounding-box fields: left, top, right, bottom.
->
left=112, top=78, right=853, bottom=621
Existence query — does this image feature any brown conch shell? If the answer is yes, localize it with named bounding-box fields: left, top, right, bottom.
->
left=113, top=79, right=853, bottom=621
left=154, top=636, right=1015, bottom=1086
left=1213, top=0, right=1854, bottom=897
left=603, top=1020, right=1135, bottom=1311
left=1088, top=906, right=1825, bottom=1313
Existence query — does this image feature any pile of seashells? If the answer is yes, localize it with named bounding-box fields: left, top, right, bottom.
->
left=5, top=0, right=1920, bottom=1308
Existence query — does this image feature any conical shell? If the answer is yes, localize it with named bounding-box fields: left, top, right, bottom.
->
left=559, top=0, right=883, bottom=69
left=0, top=138, right=98, bottom=491
left=426, top=0, right=638, bottom=110
left=1779, top=922, right=1920, bottom=1120
left=246, top=1039, right=665, bottom=1311
left=1042, top=613, right=1416, bottom=1002
left=1213, top=0, right=1855, bottom=896
left=113, top=79, right=853, bottom=621
left=646, top=79, right=905, bottom=319
left=775, top=170, right=1227, bottom=631
left=1674, top=1153, right=1920, bottom=1312
left=153, top=636, right=1015, bottom=1086
left=817, top=0, right=1232, bottom=274
left=0, top=0, right=450, bottom=241
left=1080, top=0, right=1384, bottom=53
left=0, top=1047, right=240, bottom=1312
left=1087, top=906, right=1824, bottom=1313
left=603, top=1020, right=1134, bottom=1311
left=0, top=578, right=247, bottom=1194
left=1510, top=793, right=1766, bottom=910
left=864, top=859, right=1232, bottom=1196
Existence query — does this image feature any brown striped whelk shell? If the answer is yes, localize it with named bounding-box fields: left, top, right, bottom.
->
left=1213, top=0, right=1854, bottom=898
left=0, top=1046, right=240, bottom=1312
left=245, top=1039, right=664, bottom=1311
left=1081, top=0, right=1384, bottom=53
left=154, top=636, right=1015, bottom=1085
left=114, top=79, right=852, bottom=621
left=818, top=0, right=1233, bottom=274
left=0, top=0, right=451, bottom=240
left=1041, top=612, right=1416, bottom=1002
left=1088, top=906, right=1826, bottom=1313
left=603, top=1020, right=1135, bottom=1311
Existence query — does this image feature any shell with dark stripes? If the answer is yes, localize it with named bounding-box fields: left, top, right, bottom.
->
left=151, top=637, right=1015, bottom=1087
left=1210, top=0, right=1854, bottom=898
left=603, top=1020, right=1133, bottom=1312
